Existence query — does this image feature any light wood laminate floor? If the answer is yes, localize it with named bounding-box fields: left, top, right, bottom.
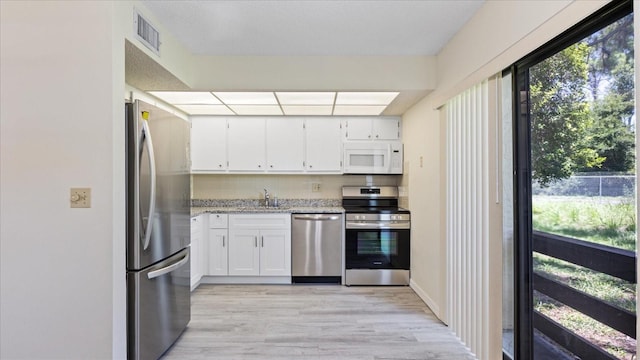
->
left=162, top=284, right=476, bottom=360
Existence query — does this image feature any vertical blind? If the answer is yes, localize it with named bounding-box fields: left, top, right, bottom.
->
left=446, top=79, right=491, bottom=360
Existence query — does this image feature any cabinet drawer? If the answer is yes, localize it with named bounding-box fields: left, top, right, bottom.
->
left=209, top=214, right=228, bottom=228
left=229, top=214, right=290, bottom=229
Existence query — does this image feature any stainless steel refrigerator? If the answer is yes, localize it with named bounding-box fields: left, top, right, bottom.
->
left=126, top=100, right=191, bottom=360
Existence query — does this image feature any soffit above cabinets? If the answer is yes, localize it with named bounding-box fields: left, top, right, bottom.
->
left=149, top=91, right=400, bottom=116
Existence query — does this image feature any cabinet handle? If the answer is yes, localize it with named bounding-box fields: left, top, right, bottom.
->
left=222, top=235, right=225, bottom=247
left=376, top=134, right=379, bottom=138
left=368, top=134, right=371, bottom=139
left=270, top=165, right=273, bottom=168
left=261, top=236, right=264, bottom=247
left=254, top=236, right=258, bottom=247
left=258, top=165, right=262, bottom=168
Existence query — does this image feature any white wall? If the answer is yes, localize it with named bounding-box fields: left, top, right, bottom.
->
left=0, top=2, right=125, bottom=359
left=403, top=0, right=610, bottom=323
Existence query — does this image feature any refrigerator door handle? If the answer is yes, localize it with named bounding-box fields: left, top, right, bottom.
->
left=147, top=251, right=189, bottom=279
left=140, top=119, right=157, bottom=251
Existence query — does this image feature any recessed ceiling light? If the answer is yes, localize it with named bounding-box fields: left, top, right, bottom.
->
left=174, top=104, right=234, bottom=115
left=335, top=92, right=399, bottom=105
left=213, top=92, right=278, bottom=105
left=149, top=91, right=222, bottom=105
left=333, top=105, right=387, bottom=116
left=228, top=105, right=283, bottom=115
left=282, top=105, right=333, bottom=116
left=276, top=92, right=335, bottom=105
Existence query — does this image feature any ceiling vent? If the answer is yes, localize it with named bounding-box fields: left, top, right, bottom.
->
left=134, top=10, right=160, bottom=55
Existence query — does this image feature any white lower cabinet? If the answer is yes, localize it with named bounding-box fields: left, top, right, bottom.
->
left=205, top=214, right=228, bottom=276
left=190, top=215, right=203, bottom=290
left=206, top=228, right=228, bottom=275
left=228, top=214, right=291, bottom=278
left=227, top=229, right=261, bottom=275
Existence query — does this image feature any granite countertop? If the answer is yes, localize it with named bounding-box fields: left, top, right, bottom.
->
left=191, top=206, right=344, bottom=217
left=190, top=198, right=344, bottom=217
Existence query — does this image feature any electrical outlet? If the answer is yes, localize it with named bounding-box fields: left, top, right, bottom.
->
left=70, top=188, right=91, bottom=208
left=311, top=183, right=321, bottom=192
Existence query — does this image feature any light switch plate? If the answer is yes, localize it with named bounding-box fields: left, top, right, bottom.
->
left=70, top=188, right=91, bottom=208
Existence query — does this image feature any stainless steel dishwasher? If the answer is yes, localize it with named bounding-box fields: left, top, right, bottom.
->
left=291, top=213, right=343, bottom=284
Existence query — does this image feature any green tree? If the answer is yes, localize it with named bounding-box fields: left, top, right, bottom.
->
left=530, top=43, right=604, bottom=187
left=582, top=16, right=636, bottom=173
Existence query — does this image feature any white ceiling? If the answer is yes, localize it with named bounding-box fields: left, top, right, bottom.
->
left=131, top=0, right=484, bottom=115
left=141, top=0, right=484, bottom=56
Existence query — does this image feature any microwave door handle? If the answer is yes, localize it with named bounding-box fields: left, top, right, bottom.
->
left=140, top=119, right=157, bottom=251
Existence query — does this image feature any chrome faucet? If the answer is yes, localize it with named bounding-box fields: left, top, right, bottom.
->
left=264, top=188, right=270, bottom=207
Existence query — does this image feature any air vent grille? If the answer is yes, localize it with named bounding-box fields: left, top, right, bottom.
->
left=134, top=10, right=160, bottom=55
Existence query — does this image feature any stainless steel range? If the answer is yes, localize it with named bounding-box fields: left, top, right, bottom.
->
left=342, top=186, right=410, bottom=285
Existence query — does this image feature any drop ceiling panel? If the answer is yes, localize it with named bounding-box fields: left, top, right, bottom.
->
left=333, top=105, right=386, bottom=116
left=214, top=92, right=278, bottom=105
left=230, top=105, right=283, bottom=115
left=276, top=92, right=335, bottom=105
left=282, top=105, right=333, bottom=116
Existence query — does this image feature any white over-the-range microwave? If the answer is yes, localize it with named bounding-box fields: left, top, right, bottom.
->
left=343, top=141, right=403, bottom=174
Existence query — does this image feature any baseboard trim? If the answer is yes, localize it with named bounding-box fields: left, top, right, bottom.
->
left=200, top=276, right=292, bottom=284
left=409, top=278, right=444, bottom=322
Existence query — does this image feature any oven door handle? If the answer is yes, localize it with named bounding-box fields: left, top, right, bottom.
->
left=346, top=221, right=411, bottom=230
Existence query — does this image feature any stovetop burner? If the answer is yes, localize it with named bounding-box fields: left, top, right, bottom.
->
left=341, top=186, right=409, bottom=215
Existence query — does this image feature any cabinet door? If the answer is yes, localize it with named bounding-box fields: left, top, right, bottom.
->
left=227, top=118, right=266, bottom=171
left=305, top=118, right=342, bottom=172
left=344, top=118, right=372, bottom=140
left=206, top=229, right=228, bottom=276
left=373, top=118, right=400, bottom=140
left=228, top=229, right=260, bottom=275
left=190, top=216, right=203, bottom=288
left=259, top=229, right=291, bottom=276
left=266, top=117, right=304, bottom=171
left=191, top=117, right=227, bottom=171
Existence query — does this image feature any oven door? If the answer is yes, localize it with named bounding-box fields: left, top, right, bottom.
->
left=345, top=227, right=410, bottom=269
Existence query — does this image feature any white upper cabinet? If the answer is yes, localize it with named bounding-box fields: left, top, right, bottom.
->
left=344, top=117, right=401, bottom=140
left=227, top=117, right=266, bottom=171
left=305, top=117, right=342, bottom=172
left=191, top=117, right=227, bottom=171
left=266, top=117, right=304, bottom=171
left=190, top=115, right=400, bottom=173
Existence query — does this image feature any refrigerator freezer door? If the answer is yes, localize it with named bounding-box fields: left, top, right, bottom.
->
left=126, top=101, right=191, bottom=270
left=127, top=247, right=191, bottom=360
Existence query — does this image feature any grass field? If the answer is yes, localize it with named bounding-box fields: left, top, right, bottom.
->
left=532, top=195, right=636, bottom=359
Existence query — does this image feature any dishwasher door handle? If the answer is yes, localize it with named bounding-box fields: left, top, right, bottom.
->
left=293, top=214, right=341, bottom=221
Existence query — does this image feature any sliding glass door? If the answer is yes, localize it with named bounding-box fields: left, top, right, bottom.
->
left=508, top=1, right=636, bottom=358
